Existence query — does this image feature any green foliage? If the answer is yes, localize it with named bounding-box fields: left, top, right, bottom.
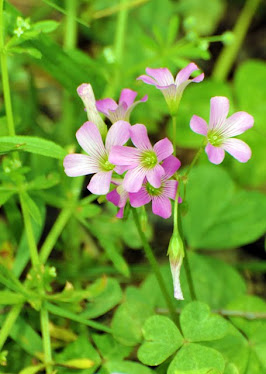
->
left=138, top=315, right=183, bottom=365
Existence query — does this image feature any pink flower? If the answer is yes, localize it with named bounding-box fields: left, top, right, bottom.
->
left=77, top=83, right=107, bottom=137
left=63, top=121, right=130, bottom=195
left=96, top=88, right=148, bottom=123
left=137, top=63, right=204, bottom=115
left=109, top=124, right=174, bottom=193
left=106, top=179, right=129, bottom=218
left=190, top=96, right=254, bottom=164
left=129, top=156, right=181, bottom=219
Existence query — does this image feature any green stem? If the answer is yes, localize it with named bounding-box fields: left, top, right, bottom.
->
left=132, top=208, right=177, bottom=322
left=19, top=193, right=40, bottom=268
left=184, top=146, right=204, bottom=178
left=40, top=205, right=74, bottom=263
left=64, top=0, right=78, bottom=50
left=172, top=116, right=177, bottom=156
left=40, top=304, right=53, bottom=374
left=0, top=0, right=15, bottom=136
left=0, top=304, right=22, bottom=350
left=212, top=0, right=261, bottom=81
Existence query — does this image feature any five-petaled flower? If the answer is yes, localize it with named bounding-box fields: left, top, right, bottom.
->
left=129, top=155, right=181, bottom=219
left=137, top=63, right=204, bottom=115
left=63, top=121, right=130, bottom=195
left=190, top=96, right=254, bottom=164
left=109, top=124, right=174, bottom=193
left=96, top=88, right=147, bottom=123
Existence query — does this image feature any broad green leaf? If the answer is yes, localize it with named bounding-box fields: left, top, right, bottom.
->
left=0, top=291, right=25, bottom=305
left=232, top=59, right=266, bottom=187
left=204, top=323, right=249, bottom=374
left=104, top=360, right=153, bottom=374
left=227, top=295, right=266, bottom=370
left=180, top=301, right=229, bottom=342
left=223, top=363, right=240, bottom=374
left=168, top=343, right=225, bottom=374
left=82, top=278, right=122, bottom=319
left=0, top=136, right=66, bottom=159
left=55, top=336, right=101, bottom=374
left=32, top=20, right=59, bottom=33
left=111, top=300, right=153, bottom=346
left=183, top=165, right=266, bottom=249
left=92, top=333, right=132, bottom=361
left=138, top=315, right=183, bottom=366
left=167, top=79, right=233, bottom=148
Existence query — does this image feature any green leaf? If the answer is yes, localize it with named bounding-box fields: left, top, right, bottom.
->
left=138, top=315, right=183, bottom=366
left=0, top=291, right=25, bottom=305
left=180, top=301, right=229, bottom=342
left=82, top=278, right=122, bottom=319
left=0, top=263, right=28, bottom=295
left=0, top=141, right=23, bottom=154
left=10, top=47, right=42, bottom=59
left=183, top=165, right=266, bottom=249
left=232, top=59, right=266, bottom=187
left=0, top=190, right=15, bottom=206
left=111, top=300, right=153, bottom=346
left=104, top=360, right=153, bottom=374
left=0, top=136, right=66, bottom=159
left=55, top=336, right=101, bottom=374
left=168, top=343, right=225, bottom=374
left=21, top=192, right=42, bottom=226
left=19, top=364, right=45, bottom=374
left=32, top=20, right=59, bottom=33
left=92, top=333, right=132, bottom=361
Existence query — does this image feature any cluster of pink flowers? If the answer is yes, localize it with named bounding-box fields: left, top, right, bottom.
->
left=64, top=62, right=254, bottom=219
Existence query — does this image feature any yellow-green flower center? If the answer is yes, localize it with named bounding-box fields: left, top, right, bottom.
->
left=100, top=156, right=115, bottom=171
left=207, top=130, right=223, bottom=146
left=145, top=182, right=162, bottom=196
left=141, top=150, right=158, bottom=169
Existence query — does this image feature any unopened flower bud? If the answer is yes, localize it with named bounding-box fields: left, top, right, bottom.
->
left=77, top=83, right=107, bottom=138
left=168, top=233, right=184, bottom=300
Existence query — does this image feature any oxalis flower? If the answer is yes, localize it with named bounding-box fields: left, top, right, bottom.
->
left=137, top=63, right=204, bottom=115
left=96, top=88, right=148, bottom=123
left=190, top=96, right=254, bottom=164
left=129, top=156, right=181, bottom=219
left=109, top=124, right=174, bottom=193
left=63, top=121, right=130, bottom=195
left=168, top=233, right=184, bottom=300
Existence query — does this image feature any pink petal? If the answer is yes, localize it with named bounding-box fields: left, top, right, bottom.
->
left=87, top=171, right=112, bottom=195
left=153, top=138, right=173, bottom=162
left=146, top=164, right=165, bottom=188
left=175, top=63, right=200, bottom=84
left=192, top=73, right=205, bottom=83
left=190, top=115, right=208, bottom=135
left=162, top=155, right=181, bottom=179
left=76, top=122, right=105, bottom=160
left=119, top=88, right=138, bottom=107
left=137, top=75, right=158, bottom=86
left=209, top=96, right=230, bottom=130
left=163, top=180, right=178, bottom=200
left=96, top=98, right=118, bottom=116
left=63, top=154, right=99, bottom=177
left=130, top=124, right=152, bottom=150
left=123, top=166, right=146, bottom=193
left=129, top=187, right=151, bottom=207
left=109, top=145, right=140, bottom=167
left=105, top=121, right=131, bottom=152
left=107, top=103, right=128, bottom=123
left=116, top=207, right=125, bottom=218
left=205, top=143, right=225, bottom=164
left=152, top=196, right=172, bottom=219
left=106, top=188, right=120, bottom=207
left=222, top=138, right=252, bottom=163
left=146, top=67, right=174, bottom=86
left=114, top=165, right=131, bottom=174
left=221, top=112, right=254, bottom=138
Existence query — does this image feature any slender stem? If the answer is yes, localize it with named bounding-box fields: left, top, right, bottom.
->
left=172, top=116, right=177, bottom=156
left=64, top=0, right=78, bottom=50
left=40, top=205, right=74, bottom=264
left=212, top=0, right=261, bottom=81
left=0, top=1, right=15, bottom=136
left=0, top=304, right=22, bottom=350
left=40, top=304, right=53, bottom=374
left=132, top=208, right=178, bottom=322
left=19, top=193, right=40, bottom=268
left=184, top=146, right=204, bottom=178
